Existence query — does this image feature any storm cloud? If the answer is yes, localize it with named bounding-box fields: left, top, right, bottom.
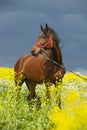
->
left=0, top=0, right=87, bottom=72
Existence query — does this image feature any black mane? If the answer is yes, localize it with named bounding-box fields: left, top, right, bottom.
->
left=48, top=26, right=61, bottom=45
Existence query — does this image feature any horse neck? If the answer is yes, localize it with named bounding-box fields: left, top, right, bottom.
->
left=53, top=42, right=63, bottom=64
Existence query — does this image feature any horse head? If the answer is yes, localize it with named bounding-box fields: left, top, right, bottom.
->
left=31, top=24, right=54, bottom=56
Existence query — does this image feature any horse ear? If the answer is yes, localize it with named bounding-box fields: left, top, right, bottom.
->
left=45, top=23, right=49, bottom=32
left=40, top=24, right=44, bottom=32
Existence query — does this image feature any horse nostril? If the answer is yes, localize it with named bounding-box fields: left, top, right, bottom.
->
left=31, top=50, right=34, bottom=55
left=31, top=51, right=36, bottom=56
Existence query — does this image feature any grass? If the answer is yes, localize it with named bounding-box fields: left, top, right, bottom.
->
left=0, top=67, right=87, bottom=130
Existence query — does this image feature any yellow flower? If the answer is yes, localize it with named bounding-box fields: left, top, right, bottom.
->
left=0, top=105, right=3, bottom=110
left=63, top=72, right=87, bottom=83
left=0, top=67, right=14, bottom=80
left=66, top=90, right=80, bottom=103
left=51, top=106, right=78, bottom=130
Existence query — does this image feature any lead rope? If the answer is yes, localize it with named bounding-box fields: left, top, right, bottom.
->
left=42, top=52, right=87, bottom=81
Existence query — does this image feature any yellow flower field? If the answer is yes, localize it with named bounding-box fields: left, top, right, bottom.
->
left=0, top=67, right=87, bottom=130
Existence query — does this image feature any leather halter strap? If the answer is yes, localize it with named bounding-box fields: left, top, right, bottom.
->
left=35, top=35, right=53, bottom=49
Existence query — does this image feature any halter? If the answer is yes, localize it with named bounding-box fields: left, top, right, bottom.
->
left=35, top=35, right=53, bottom=49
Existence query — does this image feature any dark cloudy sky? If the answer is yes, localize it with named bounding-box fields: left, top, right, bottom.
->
left=0, top=0, right=87, bottom=73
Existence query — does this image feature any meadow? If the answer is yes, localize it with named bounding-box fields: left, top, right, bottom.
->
left=0, top=67, right=87, bottom=130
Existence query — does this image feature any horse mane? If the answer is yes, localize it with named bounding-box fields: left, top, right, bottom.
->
left=47, top=26, right=63, bottom=64
left=47, top=26, right=61, bottom=46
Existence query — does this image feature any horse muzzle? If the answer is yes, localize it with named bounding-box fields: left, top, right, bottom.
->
left=31, top=49, right=44, bottom=56
left=31, top=50, right=36, bottom=56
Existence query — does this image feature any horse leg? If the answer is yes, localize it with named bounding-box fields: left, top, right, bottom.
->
left=46, top=86, right=50, bottom=100
left=45, top=83, right=52, bottom=103
left=57, top=87, right=61, bottom=109
left=15, top=75, right=24, bottom=100
left=25, top=80, right=42, bottom=109
left=25, top=80, right=36, bottom=101
left=55, top=79, right=62, bottom=109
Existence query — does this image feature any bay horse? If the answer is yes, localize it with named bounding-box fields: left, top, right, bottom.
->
left=14, top=24, right=66, bottom=107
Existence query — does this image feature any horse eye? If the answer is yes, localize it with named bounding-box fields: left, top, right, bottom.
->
left=42, top=36, right=46, bottom=39
left=41, top=42, right=44, bottom=45
left=43, top=33, right=48, bottom=39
